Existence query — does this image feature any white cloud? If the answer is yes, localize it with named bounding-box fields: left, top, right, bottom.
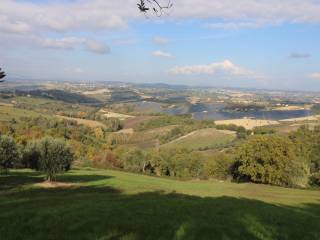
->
left=40, top=37, right=84, bottom=50
left=152, top=50, right=173, bottom=58
left=153, top=37, right=170, bottom=45
left=2, top=0, right=320, bottom=56
left=310, top=73, right=320, bottom=79
left=0, top=0, right=132, bottom=33
left=0, top=16, right=32, bottom=34
left=174, top=0, right=320, bottom=27
left=30, top=36, right=110, bottom=54
left=170, top=60, right=252, bottom=76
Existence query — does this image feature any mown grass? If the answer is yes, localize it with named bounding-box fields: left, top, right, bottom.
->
left=0, top=169, right=320, bottom=240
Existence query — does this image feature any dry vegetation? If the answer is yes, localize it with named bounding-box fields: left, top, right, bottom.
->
left=215, top=118, right=279, bottom=130
left=100, top=110, right=134, bottom=120
left=280, top=115, right=320, bottom=122
left=123, top=116, right=159, bottom=129
left=56, top=115, right=106, bottom=128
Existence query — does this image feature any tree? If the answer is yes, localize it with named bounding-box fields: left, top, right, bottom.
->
left=0, top=135, right=20, bottom=174
left=0, top=68, right=5, bottom=82
left=25, top=137, right=74, bottom=181
left=204, top=153, right=234, bottom=180
left=289, top=126, right=320, bottom=186
left=233, top=135, right=308, bottom=187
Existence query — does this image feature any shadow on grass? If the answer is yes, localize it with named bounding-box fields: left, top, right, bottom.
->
left=0, top=171, right=42, bottom=191
left=0, top=174, right=319, bottom=240
left=0, top=172, right=112, bottom=191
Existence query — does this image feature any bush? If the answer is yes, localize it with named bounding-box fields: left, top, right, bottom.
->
left=233, top=135, right=308, bottom=187
left=92, top=150, right=123, bottom=169
left=119, top=148, right=146, bottom=173
left=204, top=153, right=234, bottom=180
left=24, top=137, right=74, bottom=181
left=309, top=173, right=320, bottom=187
left=0, top=135, right=20, bottom=174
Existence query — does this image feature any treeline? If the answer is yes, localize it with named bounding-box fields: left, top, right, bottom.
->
left=1, top=112, right=319, bottom=189
left=16, top=89, right=101, bottom=104
left=92, top=147, right=234, bottom=180
left=92, top=126, right=320, bottom=188
left=0, top=135, right=73, bottom=181
left=136, top=115, right=196, bottom=131
left=0, top=116, right=110, bottom=165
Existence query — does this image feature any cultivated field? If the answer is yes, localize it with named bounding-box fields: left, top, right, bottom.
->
left=280, top=115, right=320, bottom=122
left=56, top=115, right=106, bottom=128
left=0, top=169, right=319, bottom=240
left=215, top=118, right=280, bottom=130
left=162, top=128, right=236, bottom=150
left=100, top=110, right=134, bottom=120
left=123, top=116, right=158, bottom=129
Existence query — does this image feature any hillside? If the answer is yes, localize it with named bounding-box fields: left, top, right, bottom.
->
left=1, top=169, right=320, bottom=240
left=162, top=128, right=236, bottom=150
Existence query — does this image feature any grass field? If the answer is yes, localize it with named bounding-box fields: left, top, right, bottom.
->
left=1, top=169, right=319, bottom=240
left=162, top=128, right=236, bottom=150
left=0, top=105, right=47, bottom=122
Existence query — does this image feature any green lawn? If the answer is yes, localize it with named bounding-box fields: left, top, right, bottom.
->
left=1, top=169, right=320, bottom=240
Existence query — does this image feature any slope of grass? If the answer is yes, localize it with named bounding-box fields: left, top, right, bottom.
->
left=162, top=128, right=236, bottom=150
left=0, top=105, right=48, bottom=122
left=1, top=169, right=320, bottom=240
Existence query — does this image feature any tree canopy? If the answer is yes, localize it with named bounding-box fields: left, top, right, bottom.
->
left=233, top=135, right=308, bottom=187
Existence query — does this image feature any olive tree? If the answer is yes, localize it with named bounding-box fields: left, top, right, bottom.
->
left=25, top=137, right=74, bottom=181
left=0, top=135, right=20, bottom=174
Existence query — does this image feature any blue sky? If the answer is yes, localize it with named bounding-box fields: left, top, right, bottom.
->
left=1, top=0, right=320, bottom=91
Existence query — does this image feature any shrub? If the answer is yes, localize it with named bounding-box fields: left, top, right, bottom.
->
left=309, top=173, right=320, bottom=187
left=204, top=153, right=234, bottom=180
left=92, top=150, right=123, bottom=169
left=0, top=135, right=20, bottom=174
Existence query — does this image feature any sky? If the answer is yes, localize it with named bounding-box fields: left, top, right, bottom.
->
left=1, top=0, right=320, bottom=91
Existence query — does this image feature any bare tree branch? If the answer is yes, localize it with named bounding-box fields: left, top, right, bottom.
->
left=0, top=68, right=6, bottom=82
left=138, top=0, right=173, bottom=17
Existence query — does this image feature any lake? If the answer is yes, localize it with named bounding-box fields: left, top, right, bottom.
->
left=193, top=109, right=313, bottom=121
left=134, top=101, right=314, bottom=120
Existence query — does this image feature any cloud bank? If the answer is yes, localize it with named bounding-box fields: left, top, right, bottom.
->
left=2, top=0, right=320, bottom=35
